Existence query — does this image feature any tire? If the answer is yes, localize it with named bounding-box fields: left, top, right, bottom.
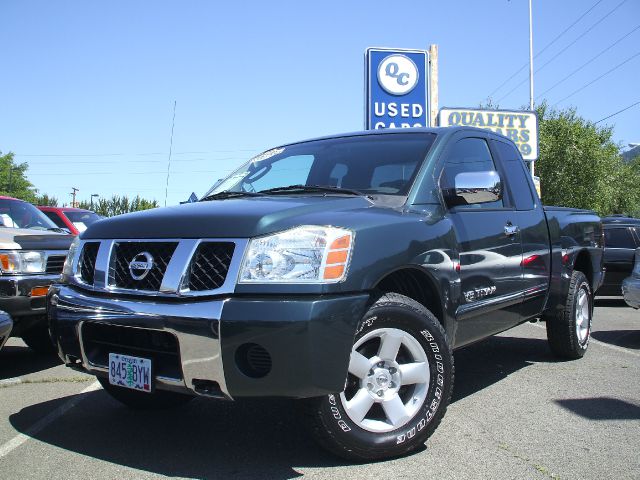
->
left=546, top=270, right=592, bottom=359
left=301, top=293, right=454, bottom=461
left=21, top=323, right=56, bottom=354
left=98, top=377, right=194, bottom=410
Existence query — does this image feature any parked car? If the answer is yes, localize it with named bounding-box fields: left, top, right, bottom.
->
left=599, top=216, right=640, bottom=296
left=0, top=311, right=11, bottom=352
left=48, top=127, right=604, bottom=461
left=622, top=247, right=640, bottom=309
left=0, top=196, right=74, bottom=352
left=38, top=206, right=102, bottom=235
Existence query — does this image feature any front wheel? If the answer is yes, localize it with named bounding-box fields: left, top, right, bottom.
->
left=301, top=293, right=454, bottom=461
left=546, top=270, right=593, bottom=359
left=98, top=377, right=194, bottom=410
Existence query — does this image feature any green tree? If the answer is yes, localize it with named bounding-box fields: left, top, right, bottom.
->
left=0, top=151, right=38, bottom=202
left=77, top=195, right=159, bottom=217
left=536, top=102, right=638, bottom=216
left=34, top=193, right=59, bottom=206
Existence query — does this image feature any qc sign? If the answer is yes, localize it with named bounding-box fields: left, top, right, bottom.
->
left=439, top=107, right=539, bottom=161
left=365, top=48, right=430, bottom=130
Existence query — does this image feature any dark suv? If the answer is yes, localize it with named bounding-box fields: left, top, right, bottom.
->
left=600, top=216, right=640, bottom=296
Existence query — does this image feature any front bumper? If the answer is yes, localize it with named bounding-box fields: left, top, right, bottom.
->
left=0, top=274, right=60, bottom=332
left=622, top=276, right=640, bottom=309
left=0, top=311, right=12, bottom=350
left=48, top=285, right=370, bottom=399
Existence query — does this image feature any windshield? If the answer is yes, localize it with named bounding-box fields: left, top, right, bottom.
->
left=204, top=133, right=436, bottom=198
left=0, top=199, right=58, bottom=230
left=64, top=211, right=101, bottom=233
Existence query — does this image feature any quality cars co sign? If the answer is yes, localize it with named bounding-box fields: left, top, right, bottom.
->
left=439, top=107, right=539, bottom=161
left=365, top=48, right=430, bottom=129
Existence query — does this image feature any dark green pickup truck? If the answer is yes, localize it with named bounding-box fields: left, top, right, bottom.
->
left=48, top=127, right=603, bottom=460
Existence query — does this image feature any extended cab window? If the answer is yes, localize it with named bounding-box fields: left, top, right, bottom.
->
left=440, top=137, right=504, bottom=209
left=604, top=227, right=636, bottom=249
left=492, top=140, right=535, bottom=210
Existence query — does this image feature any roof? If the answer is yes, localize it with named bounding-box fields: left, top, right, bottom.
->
left=602, top=215, right=640, bottom=226
left=37, top=206, right=93, bottom=212
left=277, top=126, right=502, bottom=149
left=0, top=195, right=22, bottom=201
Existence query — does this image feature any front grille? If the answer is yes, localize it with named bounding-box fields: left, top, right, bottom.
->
left=46, top=255, right=67, bottom=274
left=187, top=242, right=235, bottom=291
left=82, top=322, right=182, bottom=380
left=79, top=242, right=100, bottom=284
left=109, top=242, right=177, bottom=291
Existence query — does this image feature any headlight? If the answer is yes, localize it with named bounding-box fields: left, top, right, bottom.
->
left=0, top=251, right=46, bottom=274
left=239, top=226, right=354, bottom=283
left=62, top=237, right=81, bottom=278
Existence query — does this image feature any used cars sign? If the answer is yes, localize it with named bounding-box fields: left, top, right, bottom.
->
left=365, top=48, right=430, bottom=129
left=439, top=107, right=539, bottom=161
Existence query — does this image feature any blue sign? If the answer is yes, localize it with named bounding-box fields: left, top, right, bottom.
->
left=365, top=48, right=430, bottom=130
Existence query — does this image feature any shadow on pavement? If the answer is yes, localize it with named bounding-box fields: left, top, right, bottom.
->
left=8, top=334, right=557, bottom=478
left=594, top=298, right=628, bottom=308
left=0, top=344, right=61, bottom=379
left=555, top=397, right=640, bottom=421
left=452, top=335, right=558, bottom=402
left=591, top=329, right=640, bottom=350
left=10, top=392, right=345, bottom=479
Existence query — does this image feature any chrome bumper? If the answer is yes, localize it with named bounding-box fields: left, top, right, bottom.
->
left=49, top=285, right=229, bottom=398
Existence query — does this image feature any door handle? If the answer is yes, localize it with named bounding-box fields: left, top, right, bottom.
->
left=504, top=224, right=519, bottom=236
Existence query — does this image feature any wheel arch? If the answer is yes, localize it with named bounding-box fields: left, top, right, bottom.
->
left=372, top=266, right=446, bottom=329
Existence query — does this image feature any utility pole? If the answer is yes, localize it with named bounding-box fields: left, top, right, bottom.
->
left=70, top=187, right=79, bottom=208
left=164, top=100, right=177, bottom=207
left=528, top=0, right=535, bottom=176
left=429, top=44, right=439, bottom=127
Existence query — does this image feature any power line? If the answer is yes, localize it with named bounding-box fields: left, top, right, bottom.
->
left=497, top=0, right=629, bottom=104
left=23, top=156, right=247, bottom=165
left=14, top=149, right=259, bottom=157
left=594, top=100, right=640, bottom=124
left=27, top=169, right=235, bottom=176
left=537, top=24, right=640, bottom=99
left=164, top=100, right=177, bottom=207
left=551, top=51, right=640, bottom=106
left=487, top=0, right=603, bottom=98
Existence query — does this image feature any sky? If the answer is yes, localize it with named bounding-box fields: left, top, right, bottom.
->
left=1, top=0, right=639, bottom=206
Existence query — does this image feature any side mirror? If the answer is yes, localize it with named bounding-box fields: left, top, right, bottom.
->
left=443, top=170, right=502, bottom=207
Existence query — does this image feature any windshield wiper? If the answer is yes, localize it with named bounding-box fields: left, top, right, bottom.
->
left=199, top=190, right=263, bottom=202
left=259, top=184, right=367, bottom=197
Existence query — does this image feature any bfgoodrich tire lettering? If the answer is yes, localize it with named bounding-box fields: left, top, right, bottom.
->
left=301, top=293, right=454, bottom=461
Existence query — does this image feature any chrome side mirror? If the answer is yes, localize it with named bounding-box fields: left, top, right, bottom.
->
left=443, top=170, right=502, bottom=207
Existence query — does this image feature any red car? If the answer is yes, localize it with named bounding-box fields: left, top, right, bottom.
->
left=37, top=206, right=102, bottom=235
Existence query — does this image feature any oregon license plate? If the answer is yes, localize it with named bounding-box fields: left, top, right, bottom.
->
left=108, top=353, right=152, bottom=393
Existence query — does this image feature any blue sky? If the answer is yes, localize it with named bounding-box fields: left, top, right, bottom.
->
left=1, top=0, right=638, bottom=206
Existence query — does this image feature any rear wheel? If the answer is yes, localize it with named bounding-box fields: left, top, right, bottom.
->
left=98, top=377, right=194, bottom=410
left=301, top=293, right=454, bottom=461
left=546, top=270, right=592, bottom=359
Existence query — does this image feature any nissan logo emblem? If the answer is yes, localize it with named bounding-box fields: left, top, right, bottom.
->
left=129, top=251, right=154, bottom=280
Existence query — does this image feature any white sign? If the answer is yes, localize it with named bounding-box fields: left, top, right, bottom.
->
left=377, top=54, right=419, bottom=95
left=439, top=108, right=539, bottom=161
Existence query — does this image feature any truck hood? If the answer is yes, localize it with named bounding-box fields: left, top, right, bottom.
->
left=82, top=196, right=398, bottom=239
left=0, top=227, right=74, bottom=250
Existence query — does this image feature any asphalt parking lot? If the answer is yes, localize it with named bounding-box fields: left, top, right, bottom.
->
left=0, top=298, right=638, bottom=480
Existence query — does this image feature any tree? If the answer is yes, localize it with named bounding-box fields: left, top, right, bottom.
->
left=536, top=102, right=639, bottom=216
left=34, top=193, right=59, bottom=206
left=0, top=151, right=38, bottom=202
left=77, top=195, right=159, bottom=217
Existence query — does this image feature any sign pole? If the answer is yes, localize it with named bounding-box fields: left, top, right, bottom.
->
left=429, top=44, right=439, bottom=127
left=528, top=0, right=535, bottom=176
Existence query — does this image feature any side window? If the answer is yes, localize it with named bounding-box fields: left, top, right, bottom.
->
left=44, top=211, right=67, bottom=228
left=604, top=228, right=635, bottom=249
left=492, top=140, right=535, bottom=210
left=440, top=137, right=504, bottom=209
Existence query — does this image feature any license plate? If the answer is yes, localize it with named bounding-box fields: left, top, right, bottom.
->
left=108, top=353, right=152, bottom=393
